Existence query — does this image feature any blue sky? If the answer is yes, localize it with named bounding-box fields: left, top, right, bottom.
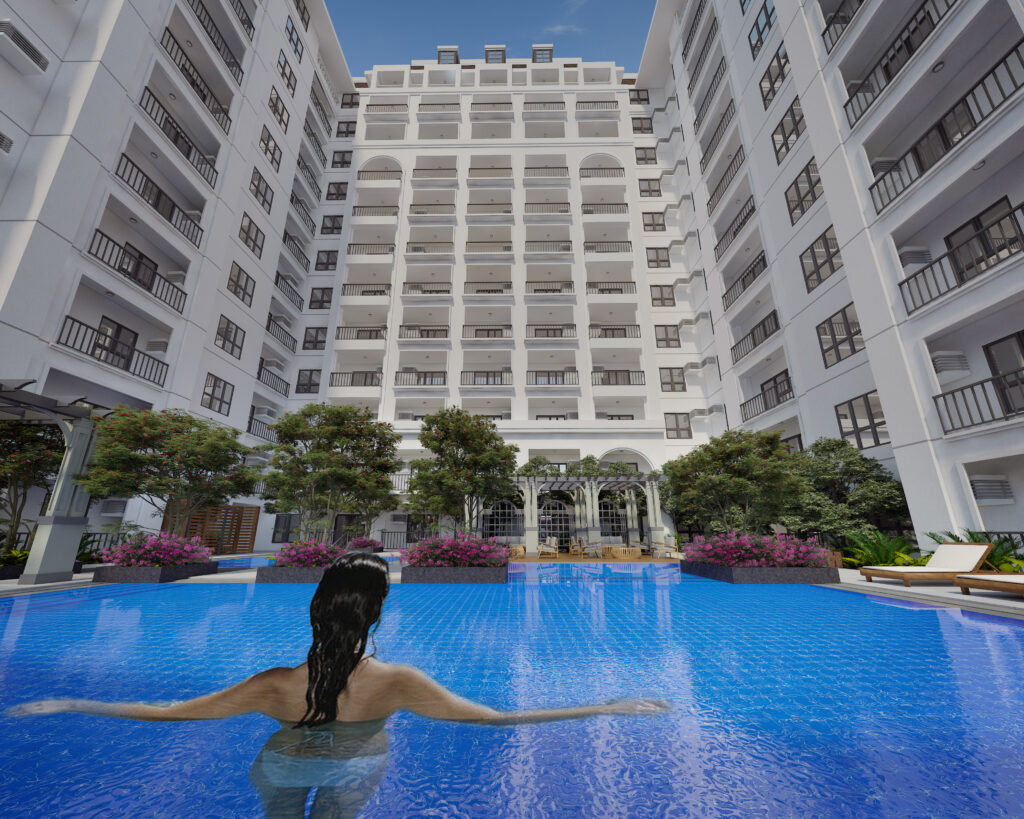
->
left=326, top=0, right=658, bottom=79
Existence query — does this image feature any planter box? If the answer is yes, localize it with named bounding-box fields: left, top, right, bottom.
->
left=402, top=565, right=508, bottom=584
left=92, top=563, right=220, bottom=583
left=255, top=566, right=326, bottom=583
left=679, top=561, right=840, bottom=585
left=0, top=565, right=24, bottom=580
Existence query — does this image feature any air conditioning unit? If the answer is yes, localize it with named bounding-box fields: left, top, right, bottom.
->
left=0, top=21, right=49, bottom=74
left=0, top=131, right=12, bottom=154
left=401, top=366, right=416, bottom=372
left=254, top=405, right=278, bottom=420
left=145, top=339, right=169, bottom=355
left=263, top=357, right=284, bottom=370
left=898, top=247, right=932, bottom=267
left=397, top=411, right=415, bottom=420
left=930, top=350, right=970, bottom=385
left=592, top=365, right=604, bottom=371
left=98, top=499, right=128, bottom=516
left=566, top=411, right=579, bottom=420
left=870, top=158, right=898, bottom=177
left=164, top=270, right=187, bottom=284
left=969, top=475, right=1014, bottom=505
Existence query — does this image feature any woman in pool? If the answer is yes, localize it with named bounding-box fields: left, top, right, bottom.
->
left=11, top=553, right=669, bottom=816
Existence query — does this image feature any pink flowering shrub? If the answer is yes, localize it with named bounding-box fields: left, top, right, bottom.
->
left=401, top=532, right=509, bottom=567
left=346, top=536, right=383, bottom=553
left=101, top=533, right=212, bottom=567
left=684, top=532, right=829, bottom=568
left=275, top=540, right=346, bottom=568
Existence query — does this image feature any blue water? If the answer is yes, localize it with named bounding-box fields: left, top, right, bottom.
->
left=217, top=554, right=402, bottom=570
left=2, top=570, right=1024, bottom=816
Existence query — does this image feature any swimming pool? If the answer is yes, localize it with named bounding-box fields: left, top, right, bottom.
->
left=216, top=553, right=402, bottom=570
left=2, top=569, right=1023, bottom=816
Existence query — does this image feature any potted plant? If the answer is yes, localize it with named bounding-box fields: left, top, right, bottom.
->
left=346, top=536, right=383, bottom=553
left=0, top=549, right=30, bottom=580
left=91, top=533, right=218, bottom=583
left=401, top=532, right=509, bottom=584
left=679, top=532, right=840, bottom=584
left=256, top=540, right=346, bottom=583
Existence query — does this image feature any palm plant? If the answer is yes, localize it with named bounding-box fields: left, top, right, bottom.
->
left=844, top=531, right=916, bottom=568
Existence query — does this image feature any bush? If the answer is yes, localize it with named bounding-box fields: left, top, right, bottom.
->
left=346, top=536, right=383, bottom=553
left=401, top=532, right=509, bottom=568
left=101, top=533, right=212, bottom=567
left=275, top=540, right=346, bottom=568
left=843, top=531, right=916, bottom=568
left=684, top=532, right=829, bottom=568
left=0, top=549, right=30, bottom=567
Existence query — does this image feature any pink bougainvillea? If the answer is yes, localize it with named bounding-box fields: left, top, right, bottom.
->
left=346, top=536, right=383, bottom=553
left=401, top=532, right=509, bottom=568
left=274, top=540, right=346, bottom=568
left=684, top=532, right=829, bottom=568
left=101, top=533, right=212, bottom=567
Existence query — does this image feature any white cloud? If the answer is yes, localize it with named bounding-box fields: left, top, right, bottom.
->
left=543, top=23, right=584, bottom=35
left=565, top=0, right=588, bottom=12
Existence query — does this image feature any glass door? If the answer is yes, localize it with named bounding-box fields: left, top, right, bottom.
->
left=983, top=331, right=1024, bottom=418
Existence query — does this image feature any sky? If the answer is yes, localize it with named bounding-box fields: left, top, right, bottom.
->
left=325, top=0, right=659, bottom=79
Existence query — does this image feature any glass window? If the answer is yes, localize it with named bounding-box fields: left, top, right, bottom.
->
left=660, top=367, right=687, bottom=391
left=285, top=17, right=304, bottom=62
left=647, top=247, right=670, bottom=268
left=639, top=179, right=661, bottom=197
left=629, top=89, right=650, bottom=104
left=643, top=212, right=666, bottom=231
left=635, top=147, right=658, bottom=165
left=336, top=121, right=356, bottom=138
left=665, top=412, right=692, bottom=439
left=771, top=97, right=805, bottom=164
left=485, top=48, right=505, bottom=64
left=656, top=325, right=680, bottom=348
left=835, top=390, right=889, bottom=450
left=249, top=168, right=273, bottom=213
left=437, top=49, right=459, bottom=64
left=296, top=369, right=321, bottom=394
left=801, top=225, right=843, bottom=292
left=650, top=285, right=675, bottom=306
left=259, top=126, right=282, bottom=172
left=314, top=251, right=337, bottom=271
left=816, top=303, right=864, bottom=368
left=239, top=213, right=265, bottom=258
left=269, top=87, right=290, bottom=132
left=201, top=373, right=233, bottom=416
left=748, top=0, right=777, bottom=60
left=739, top=0, right=752, bottom=12
left=321, top=215, right=344, bottom=235
left=303, top=326, right=327, bottom=350
left=227, top=262, right=254, bottom=306
left=272, top=513, right=299, bottom=543
left=214, top=315, right=245, bottom=359
left=277, top=51, right=296, bottom=96
left=332, top=150, right=352, bottom=168
left=784, top=158, right=822, bottom=225
left=309, top=287, right=333, bottom=308
left=533, top=47, right=553, bottom=63
left=340, top=93, right=360, bottom=108
left=760, top=43, right=790, bottom=109
left=326, top=182, right=348, bottom=200
left=632, top=117, right=654, bottom=134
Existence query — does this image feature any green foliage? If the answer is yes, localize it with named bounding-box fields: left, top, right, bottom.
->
left=661, top=430, right=805, bottom=534
left=516, top=456, right=562, bottom=477
left=408, top=408, right=519, bottom=529
left=927, top=530, right=1024, bottom=573
left=843, top=531, right=915, bottom=568
left=77, top=407, right=256, bottom=536
left=0, top=422, right=65, bottom=551
left=262, top=404, right=402, bottom=540
left=0, top=550, right=30, bottom=567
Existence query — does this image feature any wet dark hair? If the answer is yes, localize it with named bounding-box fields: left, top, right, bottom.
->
left=296, top=553, right=390, bottom=727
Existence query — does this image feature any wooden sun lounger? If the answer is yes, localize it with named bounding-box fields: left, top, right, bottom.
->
left=955, top=574, right=1024, bottom=597
left=860, top=543, right=993, bottom=587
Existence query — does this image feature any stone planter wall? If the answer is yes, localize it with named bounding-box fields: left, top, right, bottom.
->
left=0, top=565, right=24, bottom=580
left=255, top=566, right=326, bottom=583
left=92, top=563, right=220, bottom=583
left=402, top=565, right=508, bottom=584
left=679, top=561, right=840, bottom=585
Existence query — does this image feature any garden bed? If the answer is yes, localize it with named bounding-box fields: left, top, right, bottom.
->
left=679, top=561, right=840, bottom=584
left=402, top=566, right=508, bottom=584
left=92, top=564, right=220, bottom=583
left=255, top=566, right=326, bottom=583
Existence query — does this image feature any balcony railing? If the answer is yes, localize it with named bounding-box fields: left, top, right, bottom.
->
left=822, top=0, right=868, bottom=53
left=707, top=146, right=745, bottom=214
left=87, top=230, right=186, bottom=313
left=246, top=416, right=276, bottom=442
left=412, top=168, right=458, bottom=178
left=228, top=0, right=254, bottom=39
left=418, top=103, right=461, bottom=112
left=410, top=203, right=457, bottom=215
left=357, top=169, right=402, bottom=180
left=934, top=366, right=1024, bottom=433
left=330, top=371, right=383, bottom=387
left=114, top=154, right=203, bottom=247
left=581, top=203, right=628, bottom=214
left=274, top=272, right=304, bottom=309
left=182, top=0, right=243, bottom=83
left=466, top=241, right=513, bottom=252
left=731, top=310, right=780, bottom=363
left=341, top=283, right=390, bottom=296
left=525, top=281, right=574, bottom=294
left=527, top=370, right=579, bottom=385
left=681, top=0, right=709, bottom=60
left=523, top=101, right=566, bottom=111
left=722, top=252, right=768, bottom=310
left=310, top=90, right=333, bottom=136
left=403, top=282, right=452, bottom=295
left=740, top=374, right=794, bottom=421
left=468, top=203, right=514, bottom=214
left=580, top=167, right=625, bottom=178
left=282, top=231, right=310, bottom=271
left=844, top=0, right=959, bottom=126
left=525, top=240, right=573, bottom=252
left=468, top=167, right=513, bottom=178
left=592, top=370, right=645, bottom=385
left=586, top=281, right=637, bottom=294
left=303, top=119, right=327, bottom=167
left=366, top=103, right=408, bottom=113
left=265, top=314, right=297, bottom=352
left=139, top=88, right=218, bottom=187
left=461, top=371, right=513, bottom=385
left=524, top=166, right=569, bottom=178
left=289, top=192, right=316, bottom=234
left=57, top=315, right=168, bottom=386
left=899, top=205, right=1024, bottom=314
left=471, top=102, right=513, bottom=111
left=584, top=241, right=631, bottom=253
left=700, top=99, right=736, bottom=173
left=353, top=205, right=399, bottom=216
left=395, top=371, right=447, bottom=386
left=465, top=282, right=513, bottom=294
left=576, top=101, right=618, bottom=110
left=688, top=17, right=719, bottom=94
left=296, top=157, right=322, bottom=200
left=257, top=363, right=289, bottom=396
left=391, top=472, right=412, bottom=491
left=348, top=243, right=395, bottom=254
left=463, top=325, right=513, bottom=338
left=526, top=323, right=576, bottom=337
left=398, top=325, right=450, bottom=339
left=693, top=58, right=727, bottom=132
left=408, top=242, right=456, bottom=253
left=589, top=325, right=641, bottom=338
left=336, top=326, right=387, bottom=340
left=160, top=29, right=231, bottom=133
left=869, top=39, right=1024, bottom=213
left=714, top=196, right=756, bottom=261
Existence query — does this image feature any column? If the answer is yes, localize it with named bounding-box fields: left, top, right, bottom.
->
left=625, top=489, right=640, bottom=545
left=644, top=479, right=666, bottom=544
left=523, top=479, right=539, bottom=555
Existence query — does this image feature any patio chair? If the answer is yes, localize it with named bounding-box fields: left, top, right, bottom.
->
left=611, top=545, right=642, bottom=561
left=600, top=536, right=625, bottom=558
left=859, top=543, right=994, bottom=587
left=538, top=537, right=559, bottom=559
left=955, top=574, right=1024, bottom=597
left=651, top=534, right=684, bottom=560
left=568, top=537, right=585, bottom=557
left=507, top=544, right=526, bottom=560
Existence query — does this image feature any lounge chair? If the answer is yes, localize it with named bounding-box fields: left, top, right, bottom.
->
left=955, top=574, right=1024, bottom=597
left=651, top=536, right=685, bottom=560
left=538, top=537, right=559, bottom=559
left=859, top=543, right=994, bottom=587
left=568, top=537, right=584, bottom=557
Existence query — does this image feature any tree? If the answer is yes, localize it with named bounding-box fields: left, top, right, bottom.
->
left=77, top=408, right=256, bottom=536
left=661, top=429, right=805, bottom=534
left=0, top=422, right=66, bottom=551
left=262, top=404, right=402, bottom=540
left=408, top=408, right=519, bottom=530
left=516, top=456, right=562, bottom=477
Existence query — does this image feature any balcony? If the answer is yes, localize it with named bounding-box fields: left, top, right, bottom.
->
left=523, top=101, right=567, bottom=117
left=576, top=101, right=619, bottom=117
left=289, top=192, right=316, bottom=235
left=900, top=205, right=1024, bottom=314
left=584, top=241, right=631, bottom=253
left=731, top=310, right=780, bottom=364
left=246, top=416, right=277, bottom=442
left=740, top=373, right=794, bottom=421
left=353, top=205, right=399, bottom=217
left=257, top=362, right=289, bottom=396
left=330, top=371, right=383, bottom=387
left=688, top=17, right=719, bottom=94
left=409, top=203, right=457, bottom=218
left=525, top=281, right=574, bottom=295
left=586, top=281, right=636, bottom=294
left=296, top=157, right=322, bottom=200
left=680, top=0, right=709, bottom=61
left=391, top=472, right=412, bottom=491
left=160, top=29, right=231, bottom=133
left=722, top=252, right=768, bottom=310
left=411, top=168, right=458, bottom=185
left=395, top=371, right=447, bottom=386
left=527, top=370, right=580, bottom=385
left=265, top=314, right=297, bottom=352
left=114, top=154, right=203, bottom=247
left=418, top=103, right=462, bottom=115
left=303, top=120, right=328, bottom=167
left=525, top=240, right=572, bottom=255
left=592, top=370, right=645, bottom=386
left=348, top=243, right=395, bottom=255
left=56, top=315, right=168, bottom=386
left=526, top=323, right=577, bottom=338
left=581, top=203, right=628, bottom=215
left=87, top=230, right=187, bottom=313
left=700, top=100, right=736, bottom=173
left=356, top=169, right=402, bottom=181
left=336, top=326, right=387, bottom=340
left=227, top=0, right=254, bottom=39
left=580, top=167, right=625, bottom=179
left=282, top=231, right=310, bottom=272
left=934, top=367, right=1024, bottom=433
left=466, top=241, right=514, bottom=254
left=714, top=196, right=756, bottom=261
left=467, top=167, right=514, bottom=184
left=589, top=325, right=641, bottom=339
left=274, top=272, right=304, bottom=310
left=693, top=58, right=726, bottom=133
left=182, top=0, right=243, bottom=84
left=465, top=281, right=513, bottom=296
left=467, top=203, right=514, bottom=216
left=822, top=0, right=868, bottom=53
left=870, top=39, right=1024, bottom=213
left=341, top=283, right=391, bottom=296
left=398, top=325, right=450, bottom=339
left=365, top=103, right=408, bottom=114
left=470, top=102, right=514, bottom=118
left=139, top=88, right=218, bottom=187
left=461, top=371, right=514, bottom=386
left=707, top=146, right=745, bottom=214
left=524, top=166, right=570, bottom=181
left=462, top=324, right=513, bottom=340
left=407, top=241, right=455, bottom=255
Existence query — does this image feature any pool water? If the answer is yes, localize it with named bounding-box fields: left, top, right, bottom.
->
left=2, top=569, right=1024, bottom=816
left=216, top=554, right=402, bottom=570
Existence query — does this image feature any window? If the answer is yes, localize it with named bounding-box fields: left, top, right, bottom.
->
left=227, top=262, right=254, bottom=306
left=296, top=369, right=321, bottom=394
left=326, top=182, right=348, bottom=200
left=665, top=412, right=692, bottom=439
left=92, top=316, right=137, bottom=370
left=816, top=303, right=864, bottom=368
left=285, top=17, right=304, bottom=62
left=272, top=513, right=299, bottom=543
left=660, top=367, right=687, bottom=392
left=269, top=87, right=290, bottom=132
left=314, top=251, right=337, bottom=271
left=643, top=212, right=666, bottom=231
left=943, top=198, right=1016, bottom=283
left=485, top=47, right=506, bottom=64
left=835, top=390, right=889, bottom=450
left=277, top=51, right=296, bottom=95
left=340, top=93, right=359, bottom=108
left=332, top=150, right=352, bottom=168
left=801, top=226, right=843, bottom=292
left=214, top=315, right=245, bottom=358
left=249, top=167, right=273, bottom=213
left=201, top=373, right=234, bottom=415
left=259, top=127, right=282, bottom=172
left=629, top=89, right=650, bottom=104
left=639, top=179, right=661, bottom=197
left=739, top=0, right=752, bottom=12
left=533, top=47, right=553, bottom=63
left=437, top=48, right=459, bottom=64
left=760, top=43, right=790, bottom=109
left=651, top=285, right=675, bottom=306
left=647, top=247, right=670, bottom=268
left=303, top=326, right=327, bottom=350
left=335, top=121, right=356, bottom=137
left=632, top=117, right=654, bottom=134
left=239, top=212, right=265, bottom=258
left=656, top=325, right=680, bottom=347
left=635, top=146, right=657, bottom=165
left=309, top=287, right=333, bottom=308
left=771, top=97, right=805, bottom=164
left=784, top=159, right=822, bottom=225
left=321, top=215, right=344, bottom=235
left=748, top=0, right=777, bottom=60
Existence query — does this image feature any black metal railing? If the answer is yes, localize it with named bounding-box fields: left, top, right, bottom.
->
left=465, top=241, right=513, bottom=252
left=160, top=29, right=231, bottom=133
left=731, top=310, right=780, bottom=363
left=418, top=103, right=462, bottom=112
left=87, top=230, right=186, bottom=313
left=410, top=203, right=456, bottom=214
left=310, top=89, right=333, bottom=135
left=526, top=324, right=576, bottom=337
left=336, top=326, right=387, bottom=340
left=403, top=282, right=452, bottom=295
left=461, top=371, right=513, bottom=385
left=348, top=243, right=395, bottom=254
left=823, top=0, right=868, bottom=52
left=303, top=119, right=328, bottom=167
left=714, top=196, right=755, bottom=260
left=227, top=0, right=254, bottom=39
left=114, top=153, right=203, bottom=246
left=693, top=58, right=727, bottom=132
left=341, top=283, right=391, bottom=296
left=408, top=242, right=456, bottom=253
left=681, top=0, right=709, bottom=60
left=580, top=167, right=625, bottom=178
left=353, top=205, right=399, bottom=216
left=526, top=241, right=573, bottom=252
left=688, top=17, right=719, bottom=94
left=357, top=169, right=402, bottom=180
left=471, top=102, right=513, bottom=111
left=183, top=0, right=243, bottom=83
left=523, top=101, right=566, bottom=111
left=586, top=281, right=636, bottom=294
left=576, top=101, right=618, bottom=110
left=462, top=325, right=513, bottom=338
left=289, top=192, right=316, bottom=234
left=740, top=374, right=794, bottom=421
left=366, top=103, right=408, bottom=113
left=700, top=99, right=735, bottom=173
left=274, top=272, right=304, bottom=309
left=139, top=87, right=218, bottom=187
left=468, top=203, right=515, bottom=214
left=707, top=146, right=745, bottom=213
left=412, top=168, right=458, bottom=178
left=525, top=282, right=574, bottom=294
left=933, top=366, right=1024, bottom=433
left=398, top=325, right=449, bottom=339
left=584, top=241, right=631, bottom=253
left=395, top=371, right=447, bottom=386
left=465, top=282, right=513, bottom=294
left=589, top=325, right=641, bottom=338
left=467, top=167, right=514, bottom=178
left=296, top=156, right=322, bottom=200
left=282, top=230, right=310, bottom=271
left=524, top=166, right=570, bottom=177
left=527, top=370, right=579, bottom=385
left=257, top=362, right=289, bottom=396
left=265, top=314, right=297, bottom=352
left=581, top=203, right=628, bottom=214
left=330, top=371, right=383, bottom=387
left=722, top=252, right=768, bottom=310
left=57, top=315, right=168, bottom=386
left=592, top=370, right=645, bottom=385
left=246, top=416, right=277, bottom=442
